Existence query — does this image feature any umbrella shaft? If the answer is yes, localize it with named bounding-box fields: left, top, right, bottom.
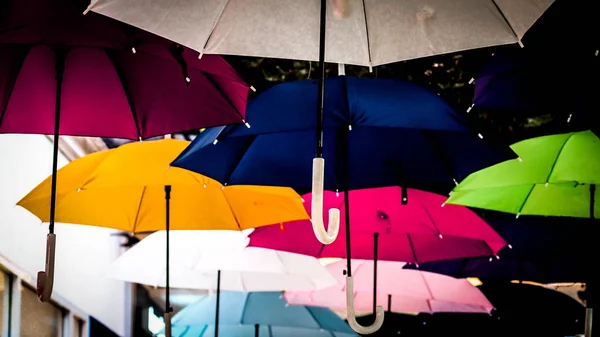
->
left=315, top=0, right=327, bottom=158
left=215, top=270, right=221, bottom=337
left=49, top=50, right=66, bottom=234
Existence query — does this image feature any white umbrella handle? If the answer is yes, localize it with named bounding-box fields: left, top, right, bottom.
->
left=37, top=233, right=56, bottom=302
left=346, top=276, right=384, bottom=334
left=311, top=158, right=340, bottom=244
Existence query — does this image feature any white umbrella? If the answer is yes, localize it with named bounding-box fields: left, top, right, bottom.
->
left=107, top=230, right=337, bottom=337
left=85, top=0, right=551, bottom=67
left=106, top=230, right=336, bottom=291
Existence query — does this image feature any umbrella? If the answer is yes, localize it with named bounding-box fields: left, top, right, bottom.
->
left=404, top=214, right=597, bottom=284
left=166, top=291, right=357, bottom=337
left=86, top=0, right=551, bottom=67
left=444, top=130, right=600, bottom=218
left=467, top=0, right=600, bottom=125
left=108, top=230, right=337, bottom=337
left=172, top=76, right=513, bottom=333
left=284, top=259, right=494, bottom=315
left=0, top=0, right=250, bottom=301
left=17, top=139, right=308, bottom=336
left=107, top=230, right=336, bottom=291
left=444, top=130, right=600, bottom=337
left=249, top=187, right=507, bottom=264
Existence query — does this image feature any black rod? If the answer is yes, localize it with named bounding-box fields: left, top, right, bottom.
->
left=373, top=233, right=379, bottom=314
left=215, top=270, right=221, bottom=337
left=164, top=186, right=172, bottom=316
left=49, top=49, right=66, bottom=234
left=316, top=0, right=327, bottom=158
left=387, top=294, right=391, bottom=313
left=254, top=324, right=259, bottom=337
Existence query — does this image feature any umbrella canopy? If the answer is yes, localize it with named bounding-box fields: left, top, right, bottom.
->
left=172, top=76, right=514, bottom=192
left=445, top=130, right=600, bottom=218
left=87, top=0, right=551, bottom=67
left=107, top=230, right=336, bottom=291
left=0, top=0, right=249, bottom=138
left=17, top=139, right=308, bottom=232
left=249, top=187, right=507, bottom=264
left=167, top=292, right=357, bottom=337
left=285, top=259, right=494, bottom=315
left=403, top=214, right=597, bottom=284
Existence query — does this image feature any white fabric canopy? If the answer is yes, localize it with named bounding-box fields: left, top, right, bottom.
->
left=106, top=230, right=336, bottom=291
left=88, top=0, right=553, bottom=67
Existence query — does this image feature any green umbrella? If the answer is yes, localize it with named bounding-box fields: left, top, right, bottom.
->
left=444, top=130, right=600, bottom=218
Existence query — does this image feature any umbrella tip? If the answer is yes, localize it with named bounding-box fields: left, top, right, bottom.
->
left=250, top=85, right=256, bottom=92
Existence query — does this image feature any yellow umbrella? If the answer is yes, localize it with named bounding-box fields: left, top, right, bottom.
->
left=18, top=138, right=308, bottom=336
left=18, top=139, right=307, bottom=232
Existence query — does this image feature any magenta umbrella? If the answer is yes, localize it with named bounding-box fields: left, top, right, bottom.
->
left=284, top=259, right=494, bottom=315
left=249, top=187, right=507, bottom=264
left=0, top=0, right=250, bottom=304
left=249, top=187, right=506, bottom=328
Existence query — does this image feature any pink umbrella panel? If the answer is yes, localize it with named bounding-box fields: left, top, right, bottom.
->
left=284, top=259, right=494, bottom=315
left=249, top=187, right=508, bottom=265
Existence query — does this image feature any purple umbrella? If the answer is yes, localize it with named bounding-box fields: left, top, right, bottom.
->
left=0, top=0, right=250, bottom=304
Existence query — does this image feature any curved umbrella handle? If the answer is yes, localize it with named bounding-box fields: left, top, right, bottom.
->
left=346, top=276, right=384, bottom=334
left=311, top=158, right=340, bottom=244
left=37, top=233, right=56, bottom=302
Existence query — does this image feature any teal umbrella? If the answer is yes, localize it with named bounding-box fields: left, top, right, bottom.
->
left=445, top=130, right=600, bottom=218
left=162, top=292, right=357, bottom=337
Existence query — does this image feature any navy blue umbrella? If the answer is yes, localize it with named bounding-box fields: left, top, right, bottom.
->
left=468, top=0, right=599, bottom=126
left=404, top=214, right=597, bottom=284
left=173, top=76, right=513, bottom=192
left=172, top=76, right=515, bottom=331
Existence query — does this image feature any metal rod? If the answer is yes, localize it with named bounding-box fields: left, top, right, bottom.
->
left=49, top=49, right=66, bottom=234
left=215, top=270, right=221, bottom=337
left=164, top=186, right=172, bottom=315
left=373, top=233, right=379, bottom=314
left=254, top=324, right=259, bottom=337
left=316, top=0, right=327, bottom=158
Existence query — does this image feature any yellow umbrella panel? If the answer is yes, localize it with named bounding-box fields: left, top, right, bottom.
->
left=17, top=139, right=309, bottom=232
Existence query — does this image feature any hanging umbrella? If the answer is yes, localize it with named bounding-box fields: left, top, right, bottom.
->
left=108, top=230, right=337, bottom=337
left=17, top=139, right=308, bottom=337
left=86, top=0, right=551, bottom=67
left=404, top=214, right=597, bottom=284
left=466, top=0, right=600, bottom=125
left=444, top=130, right=600, bottom=337
left=249, top=187, right=507, bottom=264
left=444, top=130, right=600, bottom=217
left=172, top=76, right=513, bottom=333
left=285, top=259, right=494, bottom=315
left=107, top=230, right=335, bottom=291
left=164, top=291, right=357, bottom=337
left=0, top=0, right=250, bottom=302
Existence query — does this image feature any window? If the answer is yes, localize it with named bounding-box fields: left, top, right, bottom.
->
left=20, top=285, right=63, bottom=337
left=1, top=271, right=5, bottom=333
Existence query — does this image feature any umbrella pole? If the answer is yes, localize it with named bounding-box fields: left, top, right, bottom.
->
left=164, top=185, right=172, bottom=337
left=373, top=233, right=379, bottom=315
left=215, top=270, right=221, bottom=337
left=585, top=184, right=596, bottom=337
left=254, top=324, right=259, bottom=337
left=315, top=0, right=326, bottom=161
left=37, top=49, right=66, bottom=302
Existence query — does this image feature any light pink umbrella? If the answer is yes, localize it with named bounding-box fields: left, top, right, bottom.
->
left=284, top=259, right=494, bottom=315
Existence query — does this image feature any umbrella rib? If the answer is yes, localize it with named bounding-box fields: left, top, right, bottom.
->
left=131, top=186, right=147, bottom=233
left=201, top=71, right=246, bottom=122
left=104, top=49, right=143, bottom=140
left=489, top=0, right=523, bottom=43
left=197, top=0, right=231, bottom=55
left=359, top=0, right=373, bottom=68
left=412, top=191, right=443, bottom=236
left=0, top=45, right=30, bottom=128
left=544, top=133, right=575, bottom=183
